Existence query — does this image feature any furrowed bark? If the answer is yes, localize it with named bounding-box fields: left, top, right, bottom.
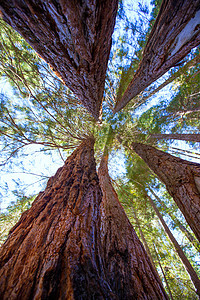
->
left=0, top=138, right=115, bottom=300
left=147, top=195, right=200, bottom=297
left=0, top=0, right=119, bottom=120
left=149, top=133, right=200, bottom=143
left=114, top=0, right=200, bottom=113
left=131, top=142, right=200, bottom=243
left=98, top=155, right=168, bottom=299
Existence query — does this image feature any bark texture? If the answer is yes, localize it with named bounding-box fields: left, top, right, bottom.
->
left=0, top=0, right=119, bottom=120
left=0, top=139, right=169, bottom=299
left=149, top=133, right=200, bottom=143
left=98, top=155, right=168, bottom=300
left=114, top=0, right=200, bottom=113
left=147, top=195, right=200, bottom=297
left=131, top=142, right=200, bottom=243
left=0, top=138, right=115, bottom=299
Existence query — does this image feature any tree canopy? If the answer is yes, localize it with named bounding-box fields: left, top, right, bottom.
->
left=0, top=0, right=200, bottom=299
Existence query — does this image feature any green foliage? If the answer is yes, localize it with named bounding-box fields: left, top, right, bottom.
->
left=114, top=180, right=199, bottom=300
left=0, top=193, right=35, bottom=245
left=0, top=1, right=200, bottom=298
left=0, top=20, right=96, bottom=167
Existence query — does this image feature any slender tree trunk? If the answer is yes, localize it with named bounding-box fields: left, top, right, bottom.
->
left=148, top=186, right=200, bottom=252
left=131, top=207, right=156, bottom=268
left=147, top=195, right=200, bottom=297
left=98, top=155, right=168, bottom=299
left=153, top=244, right=175, bottom=300
left=178, top=223, right=200, bottom=252
left=114, top=0, right=200, bottom=113
left=131, top=142, right=200, bottom=243
left=149, top=133, right=200, bottom=143
left=113, top=179, right=157, bottom=269
left=139, top=54, right=200, bottom=104
left=0, top=0, right=118, bottom=120
left=176, top=107, right=200, bottom=116
left=0, top=138, right=115, bottom=299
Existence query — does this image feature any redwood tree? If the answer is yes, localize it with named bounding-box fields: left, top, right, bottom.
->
left=0, top=1, right=199, bottom=298
left=0, top=139, right=168, bottom=299
left=0, top=0, right=119, bottom=120
left=131, top=142, right=200, bottom=243
left=114, top=0, right=200, bottom=112
left=98, top=154, right=168, bottom=299
left=147, top=194, right=200, bottom=297
left=0, top=138, right=114, bottom=299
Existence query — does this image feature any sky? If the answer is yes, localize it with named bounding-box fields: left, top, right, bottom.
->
left=0, top=0, right=200, bottom=213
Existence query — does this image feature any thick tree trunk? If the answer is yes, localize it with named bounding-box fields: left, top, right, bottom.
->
left=0, top=138, right=115, bottom=299
left=98, top=155, right=168, bottom=299
left=114, top=0, right=200, bottom=113
left=148, top=186, right=200, bottom=252
left=131, top=142, right=200, bottom=243
left=0, top=138, right=168, bottom=299
left=147, top=195, right=200, bottom=297
left=0, top=0, right=119, bottom=120
left=149, top=133, right=200, bottom=143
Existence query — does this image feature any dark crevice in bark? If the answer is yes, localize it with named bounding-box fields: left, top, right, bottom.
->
left=0, top=138, right=114, bottom=299
left=0, top=139, right=169, bottom=299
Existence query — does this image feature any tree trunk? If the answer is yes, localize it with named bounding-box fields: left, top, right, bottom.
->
left=114, top=0, right=200, bottom=113
left=147, top=195, right=200, bottom=297
left=148, top=186, right=200, bottom=252
left=153, top=244, right=175, bottom=300
left=149, top=133, right=200, bottom=143
left=98, top=155, right=168, bottom=299
left=0, top=138, right=115, bottom=299
left=139, top=54, right=200, bottom=105
left=0, top=138, right=169, bottom=299
left=0, top=0, right=119, bottom=120
left=131, top=207, right=156, bottom=268
left=113, top=179, right=158, bottom=269
left=131, top=142, right=200, bottom=243
left=175, top=106, right=200, bottom=116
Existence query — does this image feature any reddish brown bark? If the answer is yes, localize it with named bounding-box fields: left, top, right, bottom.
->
left=98, top=155, right=168, bottom=299
left=0, top=139, right=169, bottom=299
left=114, top=0, right=200, bottom=113
left=131, top=142, right=200, bottom=243
left=0, top=138, right=115, bottom=299
left=0, top=0, right=118, bottom=120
